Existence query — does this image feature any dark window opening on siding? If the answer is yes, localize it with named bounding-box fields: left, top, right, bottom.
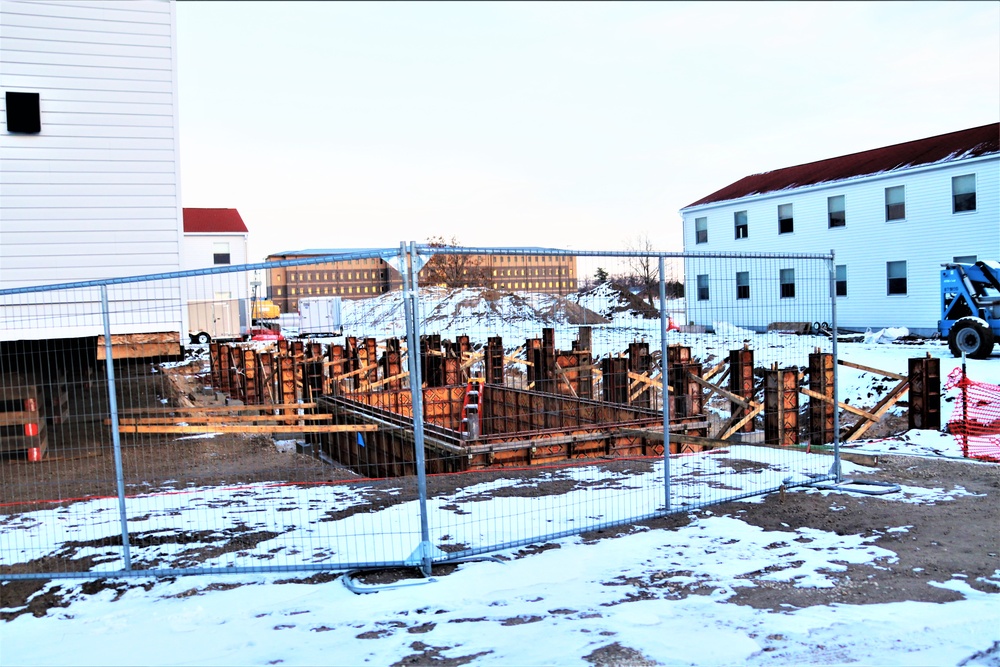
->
left=5, top=91, right=41, bottom=133
left=778, top=204, right=793, bottom=234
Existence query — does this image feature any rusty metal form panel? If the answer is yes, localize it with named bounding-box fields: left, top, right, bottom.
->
left=540, top=328, right=556, bottom=394
left=209, top=342, right=221, bottom=389
left=279, top=355, right=296, bottom=405
left=808, top=351, right=834, bottom=445
left=421, top=334, right=443, bottom=387
left=277, top=339, right=289, bottom=358
left=304, top=361, right=325, bottom=402
left=442, top=357, right=461, bottom=387
left=667, top=363, right=701, bottom=418
left=485, top=336, right=504, bottom=385
left=764, top=367, right=799, bottom=446
left=380, top=338, right=403, bottom=390
left=328, top=344, right=346, bottom=394
left=570, top=327, right=594, bottom=400
left=257, top=351, right=275, bottom=405
left=908, top=355, right=941, bottom=431
left=307, top=342, right=323, bottom=362
left=601, top=357, right=629, bottom=405
left=457, top=335, right=471, bottom=359
left=291, top=340, right=305, bottom=361
left=667, top=344, right=691, bottom=367
left=628, top=342, right=652, bottom=408
left=729, top=347, right=755, bottom=433
left=229, top=346, right=245, bottom=402
left=243, top=348, right=259, bottom=405
left=344, top=337, right=359, bottom=391
left=525, top=337, right=540, bottom=388
left=363, top=338, right=378, bottom=384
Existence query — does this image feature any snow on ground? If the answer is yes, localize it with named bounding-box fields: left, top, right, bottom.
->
left=3, top=287, right=999, bottom=666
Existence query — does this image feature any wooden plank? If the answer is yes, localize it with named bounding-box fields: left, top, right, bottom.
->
left=115, top=414, right=334, bottom=425
left=702, top=359, right=728, bottom=381
left=118, top=424, right=382, bottom=434
left=837, top=359, right=907, bottom=381
left=119, top=403, right=318, bottom=414
left=719, top=402, right=764, bottom=440
left=688, top=372, right=757, bottom=409
left=844, top=380, right=909, bottom=442
left=799, top=386, right=878, bottom=421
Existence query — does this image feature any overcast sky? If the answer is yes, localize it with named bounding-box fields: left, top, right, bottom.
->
left=175, top=1, right=1000, bottom=262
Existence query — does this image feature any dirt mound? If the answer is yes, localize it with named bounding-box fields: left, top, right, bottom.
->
left=575, top=282, right=660, bottom=319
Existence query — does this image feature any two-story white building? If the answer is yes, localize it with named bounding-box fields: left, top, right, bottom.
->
left=1, top=0, right=184, bottom=354
left=679, top=123, right=999, bottom=335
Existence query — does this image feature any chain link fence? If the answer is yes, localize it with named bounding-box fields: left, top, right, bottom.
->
left=0, top=244, right=838, bottom=581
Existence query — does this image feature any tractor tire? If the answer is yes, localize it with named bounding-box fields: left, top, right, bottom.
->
left=948, top=318, right=995, bottom=359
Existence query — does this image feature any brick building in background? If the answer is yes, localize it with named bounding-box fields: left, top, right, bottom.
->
left=265, top=249, right=578, bottom=313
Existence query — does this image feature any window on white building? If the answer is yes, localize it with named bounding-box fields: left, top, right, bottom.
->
left=734, top=211, right=748, bottom=239
left=885, top=186, right=905, bottom=221
left=828, top=195, right=845, bottom=228
left=213, top=242, right=231, bottom=265
left=952, top=174, right=976, bottom=212
left=835, top=265, right=847, bottom=297
left=887, top=261, right=907, bottom=295
left=696, top=274, right=709, bottom=301
left=780, top=268, right=795, bottom=298
left=695, top=217, right=708, bottom=244
left=778, top=204, right=793, bottom=234
left=736, top=271, right=750, bottom=299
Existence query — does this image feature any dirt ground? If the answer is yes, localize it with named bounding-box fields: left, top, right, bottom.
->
left=1, top=358, right=998, bottom=627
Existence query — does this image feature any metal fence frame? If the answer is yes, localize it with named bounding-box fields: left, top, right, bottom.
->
left=0, top=243, right=840, bottom=581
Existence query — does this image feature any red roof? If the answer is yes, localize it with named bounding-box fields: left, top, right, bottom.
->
left=684, top=123, right=999, bottom=209
left=183, top=208, right=248, bottom=234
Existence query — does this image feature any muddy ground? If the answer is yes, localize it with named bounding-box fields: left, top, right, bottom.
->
left=1, top=359, right=998, bottom=629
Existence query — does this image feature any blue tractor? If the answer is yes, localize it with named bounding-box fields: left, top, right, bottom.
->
left=939, top=260, right=1000, bottom=359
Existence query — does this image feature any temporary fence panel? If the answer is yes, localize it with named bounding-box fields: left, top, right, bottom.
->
left=406, top=246, right=838, bottom=563
left=0, top=249, right=429, bottom=580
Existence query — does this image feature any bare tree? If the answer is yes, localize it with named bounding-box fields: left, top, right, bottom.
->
left=624, top=233, right=659, bottom=307
left=421, top=236, right=490, bottom=288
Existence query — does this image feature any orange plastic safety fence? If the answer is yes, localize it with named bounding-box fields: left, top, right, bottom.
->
left=944, top=367, right=1000, bottom=463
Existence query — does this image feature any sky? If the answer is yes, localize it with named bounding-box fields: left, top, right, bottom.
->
left=175, top=1, right=1000, bottom=262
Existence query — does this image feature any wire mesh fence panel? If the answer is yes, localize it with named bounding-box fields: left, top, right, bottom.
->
left=1, top=250, right=429, bottom=579
left=405, top=246, right=837, bottom=560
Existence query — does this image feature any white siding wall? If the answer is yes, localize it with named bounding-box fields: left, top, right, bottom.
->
left=182, top=232, right=250, bottom=303
left=680, top=156, right=1000, bottom=334
left=0, top=0, right=182, bottom=340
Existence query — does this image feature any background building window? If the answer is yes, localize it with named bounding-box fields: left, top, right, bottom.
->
left=885, top=185, right=905, bottom=221
left=695, top=217, right=708, bottom=244
left=828, top=195, right=846, bottom=227
left=213, top=242, right=231, bottom=265
left=952, top=174, right=976, bottom=212
left=736, top=271, right=750, bottom=299
left=696, top=274, right=709, bottom=301
left=887, top=261, right=907, bottom=295
left=778, top=204, right=793, bottom=234
left=779, top=268, right=795, bottom=298
left=734, top=211, right=748, bottom=239
left=835, top=264, right=847, bottom=297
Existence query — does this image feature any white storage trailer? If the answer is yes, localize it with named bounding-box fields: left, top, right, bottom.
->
left=298, top=297, right=343, bottom=337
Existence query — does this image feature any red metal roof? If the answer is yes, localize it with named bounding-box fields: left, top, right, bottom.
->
left=684, top=123, right=1000, bottom=209
left=182, top=208, right=248, bottom=234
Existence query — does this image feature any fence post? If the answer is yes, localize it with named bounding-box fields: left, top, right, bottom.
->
left=403, top=242, right=434, bottom=577
left=828, top=251, right=842, bottom=482
left=659, top=256, right=671, bottom=512
left=100, top=285, right=132, bottom=571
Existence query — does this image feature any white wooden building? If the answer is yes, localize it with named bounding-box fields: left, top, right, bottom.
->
left=182, top=208, right=251, bottom=342
left=679, top=124, right=999, bottom=335
left=0, top=0, right=183, bottom=347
